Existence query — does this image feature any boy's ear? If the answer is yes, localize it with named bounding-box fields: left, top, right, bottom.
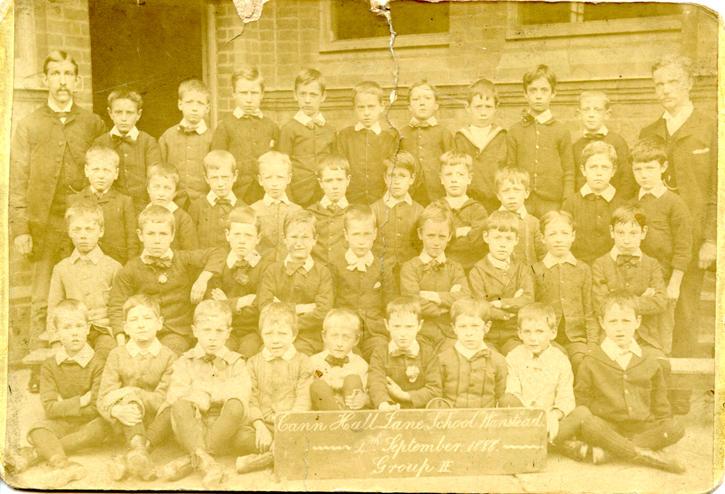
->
left=224, top=228, right=231, bottom=243
left=137, top=108, right=143, bottom=118
left=571, top=230, right=576, bottom=243
left=482, top=230, right=490, bottom=244
left=635, top=315, right=642, bottom=328
left=609, top=225, right=615, bottom=240
left=106, top=107, right=112, bottom=118
left=661, top=160, right=669, bottom=173
left=417, top=227, right=424, bottom=241
left=641, top=225, right=648, bottom=239
left=177, top=99, right=183, bottom=112
left=98, top=225, right=105, bottom=239
left=136, top=228, right=143, bottom=242
left=321, top=91, right=327, bottom=104
left=257, top=174, right=263, bottom=186
left=604, top=108, right=612, bottom=120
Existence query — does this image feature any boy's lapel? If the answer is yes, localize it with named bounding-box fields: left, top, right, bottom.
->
left=482, top=257, right=511, bottom=286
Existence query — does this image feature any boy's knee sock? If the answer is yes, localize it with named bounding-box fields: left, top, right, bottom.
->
left=146, top=407, right=172, bottom=450
left=29, top=428, right=65, bottom=462
left=580, top=415, right=637, bottom=459
left=310, top=380, right=340, bottom=410
left=631, top=418, right=685, bottom=451
left=171, top=400, right=206, bottom=453
left=207, top=399, right=246, bottom=454
left=555, top=406, right=591, bottom=443
left=60, top=418, right=108, bottom=454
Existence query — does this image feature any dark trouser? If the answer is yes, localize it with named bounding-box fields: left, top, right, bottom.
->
left=360, top=335, right=388, bottom=361
left=159, top=332, right=195, bottom=355
left=294, top=332, right=323, bottom=356
left=526, top=194, right=561, bottom=219
left=310, top=375, right=364, bottom=410
left=486, top=330, right=522, bottom=356
left=499, top=394, right=591, bottom=445
left=226, top=332, right=263, bottom=360
left=580, top=414, right=685, bottom=459
left=673, top=254, right=706, bottom=357
left=122, top=407, right=172, bottom=449
left=171, top=399, right=256, bottom=457
left=29, top=417, right=109, bottom=463
left=88, top=329, right=116, bottom=363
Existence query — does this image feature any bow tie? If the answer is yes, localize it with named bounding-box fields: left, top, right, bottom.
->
left=327, top=203, right=343, bottom=214
left=202, top=353, right=217, bottom=364
left=142, top=254, right=172, bottom=269
left=469, top=348, right=491, bottom=360
left=616, top=254, right=640, bottom=268
left=54, top=111, right=71, bottom=120
left=325, top=354, right=350, bottom=367
left=286, top=260, right=306, bottom=276
left=232, top=259, right=251, bottom=284
left=424, top=259, right=444, bottom=272
left=521, top=111, right=536, bottom=126
left=391, top=349, right=416, bottom=359
left=215, top=197, right=232, bottom=208
left=409, top=118, right=432, bottom=129
left=240, top=111, right=263, bottom=119
left=179, top=125, right=200, bottom=135
left=304, top=116, right=325, bottom=129
left=112, top=134, right=135, bottom=145
left=584, top=132, right=606, bottom=140
left=347, top=260, right=369, bottom=272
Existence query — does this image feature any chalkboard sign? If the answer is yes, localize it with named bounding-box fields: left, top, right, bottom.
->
left=274, top=408, right=547, bottom=480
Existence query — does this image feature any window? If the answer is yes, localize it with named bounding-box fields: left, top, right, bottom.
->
left=332, top=0, right=449, bottom=40
left=519, top=2, right=681, bottom=26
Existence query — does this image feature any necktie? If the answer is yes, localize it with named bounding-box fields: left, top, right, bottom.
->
left=409, top=118, right=431, bottom=129
left=286, top=260, right=305, bottom=276
left=391, top=349, right=415, bottom=358
left=179, top=124, right=199, bottom=135
left=55, top=111, right=70, bottom=121
left=143, top=255, right=172, bottom=269
left=584, top=132, right=606, bottom=140
left=328, top=203, right=341, bottom=214
left=617, top=254, right=639, bottom=268
left=521, top=110, right=535, bottom=126
left=470, top=348, right=490, bottom=360
left=424, top=259, right=443, bottom=272
left=112, top=134, right=134, bottom=145
left=325, top=354, right=350, bottom=367
left=202, top=353, right=216, bottom=364
left=241, top=110, right=263, bottom=119
left=232, top=259, right=251, bottom=285
left=216, top=198, right=232, bottom=212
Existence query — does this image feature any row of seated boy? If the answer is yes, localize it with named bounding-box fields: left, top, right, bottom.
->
left=8, top=289, right=686, bottom=489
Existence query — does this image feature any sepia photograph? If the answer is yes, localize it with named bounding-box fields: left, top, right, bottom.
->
left=1, top=0, right=721, bottom=491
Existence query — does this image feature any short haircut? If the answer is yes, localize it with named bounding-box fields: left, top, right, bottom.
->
left=539, top=210, right=575, bottom=234
left=194, top=299, right=232, bottom=327
left=65, top=201, right=104, bottom=230
left=316, top=154, right=350, bottom=178
left=52, top=298, right=89, bottom=328
left=579, top=90, right=610, bottom=109
left=630, top=136, right=668, bottom=165
left=123, top=294, right=161, bottom=321
left=294, top=68, right=326, bottom=93
left=352, top=81, right=384, bottom=106
left=408, top=79, right=438, bottom=102
left=203, top=150, right=237, bottom=175
left=599, top=290, right=638, bottom=318
left=439, top=151, right=473, bottom=174
left=107, top=89, right=143, bottom=110
left=226, top=205, right=261, bottom=231
left=651, top=54, right=694, bottom=82
left=138, top=204, right=176, bottom=235
left=322, top=308, right=362, bottom=338
left=284, top=209, right=317, bottom=237
left=518, top=302, right=557, bottom=331
left=418, top=202, right=454, bottom=233
left=610, top=205, right=647, bottom=229
left=386, top=295, right=422, bottom=321
left=581, top=141, right=618, bottom=168
left=484, top=210, right=520, bottom=234
left=259, top=301, right=298, bottom=336
left=495, top=166, right=530, bottom=191
left=344, top=204, right=376, bottom=231
left=147, top=163, right=180, bottom=186
left=523, top=64, right=557, bottom=92
left=450, top=297, right=491, bottom=324
left=85, top=145, right=119, bottom=170
left=43, top=50, right=79, bottom=76
left=232, top=65, right=264, bottom=91
left=383, top=151, right=418, bottom=177
left=178, top=78, right=210, bottom=100
left=258, top=151, right=292, bottom=176
left=466, top=78, right=498, bottom=106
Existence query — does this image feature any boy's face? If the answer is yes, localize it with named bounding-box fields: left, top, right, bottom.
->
left=408, top=85, right=438, bottom=121
left=233, top=78, right=263, bottom=113
left=323, top=325, right=359, bottom=359
left=354, top=92, right=384, bottom=129
left=653, top=64, right=692, bottom=114
left=56, top=314, right=90, bottom=355
left=418, top=219, right=451, bottom=259
left=85, top=160, right=118, bottom=193
left=124, top=305, right=163, bottom=344
left=632, top=160, right=666, bottom=192
left=205, top=164, right=237, bottom=198
left=260, top=322, right=295, bottom=358
left=610, top=221, right=646, bottom=255
left=294, top=81, right=326, bottom=117
left=225, top=222, right=260, bottom=258
left=344, top=218, right=377, bottom=257
left=68, top=216, right=103, bottom=254
left=484, top=229, right=518, bottom=262
left=384, top=166, right=415, bottom=199
left=108, top=98, right=142, bottom=134
left=385, top=312, right=422, bottom=351
left=318, top=168, right=350, bottom=202
left=599, top=303, right=641, bottom=350
left=496, top=180, right=529, bottom=212
left=577, top=96, right=610, bottom=132
left=258, top=162, right=291, bottom=199
left=452, top=314, right=490, bottom=350
left=466, top=94, right=497, bottom=127
left=542, top=218, right=575, bottom=258
left=43, top=60, right=79, bottom=106
left=518, top=318, right=556, bottom=355
left=524, top=77, right=555, bottom=114
left=178, top=89, right=210, bottom=125
left=440, top=164, right=472, bottom=198
left=137, top=220, right=174, bottom=256
left=284, top=222, right=316, bottom=261
left=147, top=175, right=177, bottom=204
left=193, top=315, right=231, bottom=355
left=581, top=154, right=615, bottom=193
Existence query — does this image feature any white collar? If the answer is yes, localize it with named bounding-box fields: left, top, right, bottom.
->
left=638, top=183, right=668, bottom=200
left=155, top=201, right=178, bottom=213
left=206, top=190, right=238, bottom=207
left=262, top=345, right=297, bottom=362
left=319, top=195, right=349, bottom=210
left=580, top=183, right=616, bottom=202
left=662, top=101, right=694, bottom=135
left=110, top=126, right=140, bottom=141
left=284, top=255, right=314, bottom=272
left=69, top=246, right=104, bottom=265
left=141, top=249, right=174, bottom=262
left=226, top=250, right=261, bottom=269
left=498, top=204, right=528, bottom=219
left=519, top=344, right=555, bottom=360
left=354, top=121, right=382, bottom=135
left=445, top=194, right=470, bottom=210
left=55, top=344, right=94, bottom=368
left=345, top=249, right=374, bottom=271
left=319, top=349, right=356, bottom=363
left=388, top=339, right=420, bottom=357
left=533, top=109, right=553, bottom=124
left=179, top=119, right=208, bottom=135
left=126, top=338, right=163, bottom=357
left=409, top=116, right=438, bottom=127
left=454, top=340, right=488, bottom=360
left=262, top=193, right=292, bottom=206
left=293, top=110, right=326, bottom=127
left=90, top=186, right=111, bottom=197
left=48, top=99, right=73, bottom=113
left=419, top=251, right=446, bottom=265
left=188, top=343, right=236, bottom=364
left=487, top=253, right=511, bottom=270
left=584, top=125, right=609, bottom=136
left=601, top=337, right=642, bottom=361
left=383, top=192, right=413, bottom=208
left=542, top=252, right=578, bottom=269
left=460, top=124, right=501, bottom=151
left=233, top=107, right=264, bottom=119
left=609, top=246, right=643, bottom=262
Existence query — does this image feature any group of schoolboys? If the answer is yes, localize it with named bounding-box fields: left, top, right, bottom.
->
left=8, top=50, right=705, bottom=487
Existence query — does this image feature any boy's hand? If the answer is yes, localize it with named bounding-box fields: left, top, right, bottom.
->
left=187, top=390, right=211, bottom=412
left=190, top=277, right=210, bottom=304
left=111, top=403, right=142, bottom=426
left=419, top=291, right=441, bottom=305
left=666, top=280, right=681, bottom=301
left=698, top=240, right=716, bottom=270
left=490, top=299, right=503, bottom=308
left=79, top=391, right=92, bottom=408
left=345, top=389, right=368, bottom=410
left=211, top=288, right=228, bottom=301
left=378, top=401, right=400, bottom=412
left=385, top=377, right=411, bottom=403
left=115, top=333, right=127, bottom=346
left=455, top=226, right=472, bottom=238
left=642, top=287, right=656, bottom=297
left=254, top=421, right=273, bottom=452
left=236, top=294, right=256, bottom=312
left=295, top=303, right=316, bottom=315
left=512, top=288, right=524, bottom=298
left=546, top=410, right=561, bottom=443
left=14, top=234, right=32, bottom=256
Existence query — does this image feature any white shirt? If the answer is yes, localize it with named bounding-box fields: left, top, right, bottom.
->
left=445, top=194, right=470, bottom=210
left=345, top=249, right=374, bottom=272
left=383, top=192, right=413, bottom=209
left=206, top=190, right=238, bottom=207
left=156, top=201, right=179, bottom=213
left=261, top=345, right=296, bottom=362
left=459, top=124, right=502, bottom=151
left=487, top=253, right=510, bottom=271
left=69, top=246, right=104, bottom=265
left=283, top=255, right=314, bottom=273
left=48, top=99, right=73, bottom=113
left=638, top=183, right=668, bottom=200
left=601, top=337, right=642, bottom=370
left=319, top=195, right=349, bottom=210
left=388, top=339, right=420, bottom=357
left=454, top=340, right=488, bottom=360
left=580, top=183, right=616, bottom=202
left=126, top=338, right=163, bottom=358
left=533, top=109, right=553, bottom=124
left=354, top=121, right=382, bottom=135
left=662, top=100, right=694, bottom=136
left=542, top=252, right=578, bottom=269
left=179, top=119, right=208, bottom=135
left=293, top=110, right=326, bottom=127
left=226, top=250, right=261, bottom=269
left=419, top=251, right=446, bottom=265
left=55, top=344, right=94, bottom=368
left=409, top=116, right=438, bottom=127
left=498, top=204, right=528, bottom=220
left=140, top=248, right=174, bottom=263
left=609, top=246, right=642, bottom=262
left=262, top=193, right=292, bottom=206
left=583, top=125, right=609, bottom=136
left=233, top=107, right=264, bottom=119
left=110, top=126, right=140, bottom=141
